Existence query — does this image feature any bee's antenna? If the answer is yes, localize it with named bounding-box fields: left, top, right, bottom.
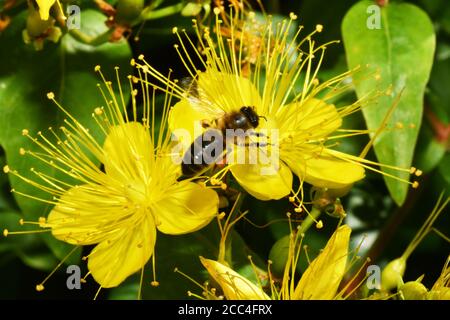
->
left=259, top=115, right=267, bottom=122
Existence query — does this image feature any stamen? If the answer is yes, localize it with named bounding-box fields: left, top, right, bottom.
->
left=35, top=246, right=80, bottom=292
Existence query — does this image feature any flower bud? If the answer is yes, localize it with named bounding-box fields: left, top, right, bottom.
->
left=399, top=281, right=428, bottom=300
left=268, top=235, right=292, bottom=276
left=115, top=0, right=145, bottom=25
left=381, top=257, right=406, bottom=291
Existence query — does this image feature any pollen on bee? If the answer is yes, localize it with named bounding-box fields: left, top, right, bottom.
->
left=46, top=92, right=55, bottom=99
left=3, top=165, right=10, bottom=173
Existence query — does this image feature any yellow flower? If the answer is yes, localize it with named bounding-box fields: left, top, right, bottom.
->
left=291, top=225, right=351, bottom=299
left=137, top=12, right=419, bottom=201
left=35, top=0, right=64, bottom=21
left=428, top=255, right=450, bottom=300
left=4, top=66, right=219, bottom=288
left=200, top=225, right=352, bottom=300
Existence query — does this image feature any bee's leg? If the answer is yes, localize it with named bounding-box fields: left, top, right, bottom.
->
left=242, top=142, right=270, bottom=147
left=246, top=131, right=266, bottom=137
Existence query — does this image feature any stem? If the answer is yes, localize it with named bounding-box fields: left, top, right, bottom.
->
left=68, top=29, right=113, bottom=46
left=298, top=207, right=321, bottom=234
left=218, top=193, right=246, bottom=264
left=140, top=3, right=184, bottom=21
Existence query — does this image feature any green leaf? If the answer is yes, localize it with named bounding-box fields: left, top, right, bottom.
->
left=0, top=10, right=132, bottom=260
left=342, top=1, right=436, bottom=205
left=0, top=211, right=35, bottom=253
left=427, top=45, right=450, bottom=125
left=437, top=153, right=450, bottom=188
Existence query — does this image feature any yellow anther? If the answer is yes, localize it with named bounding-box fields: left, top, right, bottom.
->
left=3, top=165, right=10, bottom=173
left=36, top=284, right=45, bottom=292
left=316, top=220, right=324, bottom=229
left=151, top=281, right=160, bottom=287
left=46, top=92, right=55, bottom=99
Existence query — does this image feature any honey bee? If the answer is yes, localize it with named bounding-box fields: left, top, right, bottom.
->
left=179, top=77, right=263, bottom=177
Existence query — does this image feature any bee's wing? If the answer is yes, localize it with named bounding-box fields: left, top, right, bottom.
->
left=180, top=77, right=226, bottom=119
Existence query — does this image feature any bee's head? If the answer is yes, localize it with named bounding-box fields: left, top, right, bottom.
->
left=240, top=106, right=259, bottom=128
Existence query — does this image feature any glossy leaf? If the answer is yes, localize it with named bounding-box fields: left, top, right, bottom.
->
left=342, top=1, right=435, bottom=205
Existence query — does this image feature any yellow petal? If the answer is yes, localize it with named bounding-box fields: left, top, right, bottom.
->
left=36, top=0, right=56, bottom=20
left=103, top=122, right=153, bottom=183
left=153, top=181, right=218, bottom=234
left=283, top=148, right=365, bottom=189
left=168, top=99, right=206, bottom=149
left=293, top=225, right=351, bottom=300
left=279, top=98, right=342, bottom=138
left=230, top=162, right=293, bottom=200
left=200, top=257, right=270, bottom=300
left=197, top=71, right=262, bottom=115
left=47, top=184, right=126, bottom=245
left=88, top=214, right=156, bottom=288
